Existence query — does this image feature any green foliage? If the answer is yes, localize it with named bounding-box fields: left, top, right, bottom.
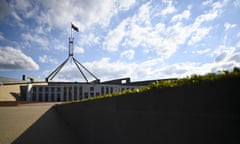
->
left=62, top=67, right=240, bottom=104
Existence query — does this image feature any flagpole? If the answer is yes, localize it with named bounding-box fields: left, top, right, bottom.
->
left=46, top=22, right=100, bottom=82
left=70, top=22, right=72, bottom=39
left=69, top=23, right=73, bottom=57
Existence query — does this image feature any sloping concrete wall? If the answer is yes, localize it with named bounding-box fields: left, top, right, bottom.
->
left=0, top=85, right=19, bottom=101
left=14, top=77, right=240, bottom=144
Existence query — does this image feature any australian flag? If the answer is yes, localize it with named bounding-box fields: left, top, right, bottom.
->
left=71, top=23, right=79, bottom=32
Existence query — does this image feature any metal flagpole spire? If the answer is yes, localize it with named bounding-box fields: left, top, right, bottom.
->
left=45, top=23, right=100, bottom=83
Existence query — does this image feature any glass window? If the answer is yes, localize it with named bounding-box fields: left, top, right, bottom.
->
left=84, top=92, right=88, bottom=99
left=45, top=94, right=48, bottom=101
left=39, top=93, right=42, bottom=101
left=69, top=87, right=72, bottom=97
left=106, top=87, right=109, bottom=94
left=32, top=93, right=36, bottom=101
left=79, top=86, right=82, bottom=97
left=101, top=86, right=104, bottom=95
left=64, top=87, right=67, bottom=95
left=51, top=93, right=55, bottom=101
left=57, top=87, right=61, bottom=92
left=110, top=87, right=113, bottom=93
left=90, top=92, right=94, bottom=97
left=90, top=86, right=94, bottom=91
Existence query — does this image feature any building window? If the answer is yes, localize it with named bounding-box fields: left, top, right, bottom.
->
left=39, top=87, right=43, bottom=92
left=90, top=86, right=94, bottom=91
left=32, top=93, right=36, bottom=101
left=57, top=87, right=61, bottom=92
left=57, top=93, right=61, bottom=102
left=79, top=86, right=82, bottom=98
left=106, top=87, right=109, bottom=94
left=84, top=92, right=88, bottom=99
left=45, top=93, right=48, bottom=102
left=39, top=93, right=42, bottom=101
left=64, top=87, right=67, bottom=95
left=74, top=86, right=78, bottom=100
left=90, top=92, right=94, bottom=97
left=69, top=87, right=72, bottom=97
left=45, top=87, right=48, bottom=92
left=96, top=92, right=100, bottom=96
left=51, top=93, right=55, bottom=101
left=110, top=87, right=113, bottom=93
left=32, top=87, right=36, bottom=92
left=101, top=86, right=104, bottom=95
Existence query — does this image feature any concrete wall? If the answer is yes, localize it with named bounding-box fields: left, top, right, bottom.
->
left=13, top=77, right=240, bottom=144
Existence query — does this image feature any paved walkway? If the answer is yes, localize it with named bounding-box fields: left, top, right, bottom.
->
left=0, top=102, right=59, bottom=144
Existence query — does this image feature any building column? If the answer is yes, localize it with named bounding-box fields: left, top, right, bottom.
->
left=36, top=87, right=39, bottom=101
left=42, top=88, right=45, bottom=102
left=48, top=87, right=51, bottom=102
left=26, top=84, right=32, bottom=101
left=66, top=87, right=69, bottom=101
left=71, top=86, right=74, bottom=100
left=61, top=87, right=64, bottom=101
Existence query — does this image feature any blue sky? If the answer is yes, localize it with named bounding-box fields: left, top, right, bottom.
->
left=0, top=0, right=240, bottom=82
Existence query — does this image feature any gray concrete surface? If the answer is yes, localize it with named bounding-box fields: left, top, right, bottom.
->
left=0, top=103, right=56, bottom=144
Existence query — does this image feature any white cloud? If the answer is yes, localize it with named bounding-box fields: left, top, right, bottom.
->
left=236, top=41, right=240, bottom=48
left=135, top=2, right=151, bottom=24
left=194, top=48, right=211, bottom=54
left=202, top=0, right=213, bottom=6
left=75, top=47, right=85, bottom=54
left=0, top=47, right=39, bottom=70
left=85, top=57, right=135, bottom=80
left=118, top=0, right=136, bottom=11
left=39, top=55, right=58, bottom=64
left=10, top=11, right=22, bottom=22
left=234, top=0, right=240, bottom=7
left=160, top=0, right=176, bottom=16
left=103, top=0, right=221, bottom=61
left=171, top=9, right=190, bottom=22
left=0, top=32, right=5, bottom=41
left=51, top=57, right=167, bottom=81
left=103, top=19, right=128, bottom=52
left=224, top=22, right=236, bottom=31
left=37, top=0, right=117, bottom=31
left=120, top=49, right=135, bottom=60
left=8, top=0, right=120, bottom=31
left=212, top=45, right=235, bottom=62
left=80, top=33, right=99, bottom=46
left=188, top=27, right=212, bottom=46
left=195, top=10, right=218, bottom=25
left=21, top=33, right=49, bottom=49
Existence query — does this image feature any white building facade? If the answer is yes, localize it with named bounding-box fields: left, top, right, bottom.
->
left=25, top=82, right=136, bottom=102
